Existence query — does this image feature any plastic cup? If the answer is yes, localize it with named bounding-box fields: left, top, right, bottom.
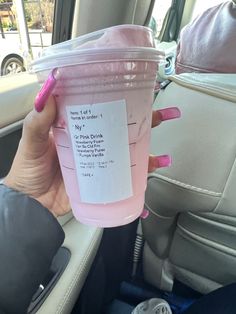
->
left=30, top=25, right=163, bottom=227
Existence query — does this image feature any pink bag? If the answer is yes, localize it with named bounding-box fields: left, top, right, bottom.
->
left=176, top=1, right=236, bottom=74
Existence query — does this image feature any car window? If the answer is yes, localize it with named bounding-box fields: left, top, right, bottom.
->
left=149, top=0, right=172, bottom=39
left=0, top=0, right=55, bottom=77
left=191, top=0, right=229, bottom=22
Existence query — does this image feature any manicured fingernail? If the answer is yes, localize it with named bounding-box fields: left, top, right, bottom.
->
left=140, top=208, right=149, bottom=219
left=158, top=107, right=181, bottom=121
left=154, top=155, right=172, bottom=168
left=35, top=69, right=57, bottom=112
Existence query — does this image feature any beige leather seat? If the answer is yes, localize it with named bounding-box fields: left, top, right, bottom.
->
left=142, top=73, right=236, bottom=294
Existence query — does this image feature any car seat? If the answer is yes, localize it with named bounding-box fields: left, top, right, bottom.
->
left=142, top=73, right=236, bottom=294
left=141, top=0, right=236, bottom=295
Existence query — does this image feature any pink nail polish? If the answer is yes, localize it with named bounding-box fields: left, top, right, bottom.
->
left=158, top=107, right=181, bottom=121
left=140, top=208, right=149, bottom=219
left=154, top=155, right=172, bottom=168
left=35, top=69, right=57, bottom=112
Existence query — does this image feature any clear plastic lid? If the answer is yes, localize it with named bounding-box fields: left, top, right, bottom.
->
left=30, top=25, right=164, bottom=73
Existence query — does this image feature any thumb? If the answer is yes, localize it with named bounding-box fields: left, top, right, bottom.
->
left=22, top=95, right=57, bottom=149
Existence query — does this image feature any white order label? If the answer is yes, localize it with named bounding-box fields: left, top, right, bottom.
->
left=66, top=99, right=133, bottom=204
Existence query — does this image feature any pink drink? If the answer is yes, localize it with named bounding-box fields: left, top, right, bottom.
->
left=31, top=25, right=163, bottom=227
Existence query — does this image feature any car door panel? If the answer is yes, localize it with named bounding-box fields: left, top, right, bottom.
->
left=36, top=217, right=102, bottom=314
left=0, top=72, right=39, bottom=128
left=0, top=72, right=39, bottom=177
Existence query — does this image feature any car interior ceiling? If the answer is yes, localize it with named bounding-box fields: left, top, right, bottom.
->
left=2, top=0, right=233, bottom=313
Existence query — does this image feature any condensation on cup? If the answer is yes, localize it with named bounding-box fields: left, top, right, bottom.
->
left=30, top=25, right=164, bottom=227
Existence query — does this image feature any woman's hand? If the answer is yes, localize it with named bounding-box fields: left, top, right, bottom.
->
left=4, top=69, right=180, bottom=217
left=4, top=96, right=70, bottom=217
